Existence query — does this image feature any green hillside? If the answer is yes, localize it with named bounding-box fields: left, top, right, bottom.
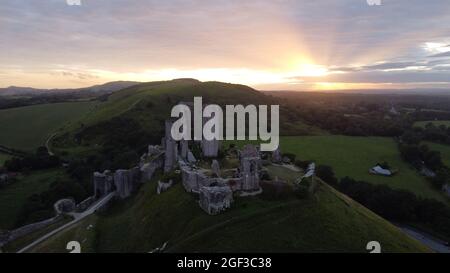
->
left=52, top=79, right=320, bottom=159
left=231, top=136, right=446, bottom=203
left=16, top=81, right=433, bottom=253
left=28, top=177, right=429, bottom=253
left=280, top=136, right=447, bottom=203
left=0, top=101, right=96, bottom=151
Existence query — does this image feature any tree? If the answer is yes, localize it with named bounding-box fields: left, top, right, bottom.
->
left=316, top=165, right=338, bottom=187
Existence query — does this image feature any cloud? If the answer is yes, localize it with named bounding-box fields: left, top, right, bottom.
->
left=56, top=71, right=99, bottom=80
left=1, top=0, right=450, bottom=89
left=295, top=70, right=450, bottom=84
left=428, top=51, right=450, bottom=58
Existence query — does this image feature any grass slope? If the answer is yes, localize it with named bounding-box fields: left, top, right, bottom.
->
left=278, top=136, right=447, bottom=203
left=0, top=169, right=67, bottom=230
left=0, top=101, right=96, bottom=151
left=29, top=178, right=429, bottom=253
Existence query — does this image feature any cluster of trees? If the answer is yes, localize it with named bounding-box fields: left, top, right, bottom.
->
left=399, top=143, right=443, bottom=171
left=339, top=177, right=450, bottom=239
left=314, top=165, right=450, bottom=239
left=4, top=147, right=60, bottom=172
left=411, top=110, right=450, bottom=123
left=75, top=116, right=160, bottom=171
left=400, top=130, right=450, bottom=189
left=279, top=98, right=409, bottom=137
left=3, top=148, right=93, bottom=227
left=16, top=178, right=89, bottom=227
left=414, top=123, right=450, bottom=145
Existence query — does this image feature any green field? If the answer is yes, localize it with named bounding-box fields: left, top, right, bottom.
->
left=414, top=120, right=450, bottom=128
left=424, top=141, right=450, bottom=167
left=0, top=101, right=96, bottom=152
left=28, top=177, right=429, bottom=253
left=278, top=136, right=447, bottom=203
left=0, top=169, right=68, bottom=230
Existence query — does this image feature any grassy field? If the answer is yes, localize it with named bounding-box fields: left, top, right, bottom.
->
left=414, top=120, right=450, bottom=128
left=0, top=101, right=96, bottom=152
left=278, top=136, right=447, bottom=203
left=424, top=141, right=450, bottom=167
left=29, top=177, right=429, bottom=253
left=0, top=169, right=68, bottom=230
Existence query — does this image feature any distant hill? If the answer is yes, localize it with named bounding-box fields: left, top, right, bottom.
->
left=52, top=79, right=274, bottom=160
left=0, top=81, right=141, bottom=97
left=264, top=89, right=450, bottom=96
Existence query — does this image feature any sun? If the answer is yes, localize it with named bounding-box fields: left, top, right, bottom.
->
left=296, top=63, right=329, bottom=77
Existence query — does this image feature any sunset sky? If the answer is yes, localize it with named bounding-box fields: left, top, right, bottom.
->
left=1, top=0, right=450, bottom=90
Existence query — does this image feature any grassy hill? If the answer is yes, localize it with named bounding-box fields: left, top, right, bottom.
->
left=28, top=177, right=429, bottom=253
left=0, top=101, right=96, bottom=152
left=280, top=136, right=448, bottom=203
left=52, top=79, right=321, bottom=160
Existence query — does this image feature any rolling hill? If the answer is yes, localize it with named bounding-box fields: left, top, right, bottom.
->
left=51, top=79, right=318, bottom=159
left=0, top=81, right=140, bottom=97
left=0, top=101, right=97, bottom=151
left=4, top=79, right=437, bottom=252
left=27, top=176, right=429, bottom=253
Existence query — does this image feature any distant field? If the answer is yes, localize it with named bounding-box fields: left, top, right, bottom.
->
left=0, top=169, right=68, bottom=230
left=279, top=136, right=447, bottom=203
left=424, top=141, right=450, bottom=167
left=0, top=101, right=96, bottom=151
left=414, top=120, right=450, bottom=128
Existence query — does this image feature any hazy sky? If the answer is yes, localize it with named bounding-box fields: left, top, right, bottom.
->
left=1, top=0, right=450, bottom=90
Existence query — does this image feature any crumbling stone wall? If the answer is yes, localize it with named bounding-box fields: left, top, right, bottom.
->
left=54, top=198, right=76, bottom=214
left=93, top=170, right=114, bottom=198
left=0, top=215, right=62, bottom=247
left=198, top=186, right=233, bottom=215
left=140, top=153, right=164, bottom=182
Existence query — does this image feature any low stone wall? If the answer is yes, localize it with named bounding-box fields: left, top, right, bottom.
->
left=76, top=196, right=95, bottom=212
left=141, top=153, right=164, bottom=182
left=0, top=215, right=62, bottom=247
left=443, top=184, right=450, bottom=197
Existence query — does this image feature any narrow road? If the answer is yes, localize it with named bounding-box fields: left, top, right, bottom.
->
left=399, top=226, right=450, bottom=253
left=45, top=133, right=57, bottom=156
left=17, top=192, right=116, bottom=253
